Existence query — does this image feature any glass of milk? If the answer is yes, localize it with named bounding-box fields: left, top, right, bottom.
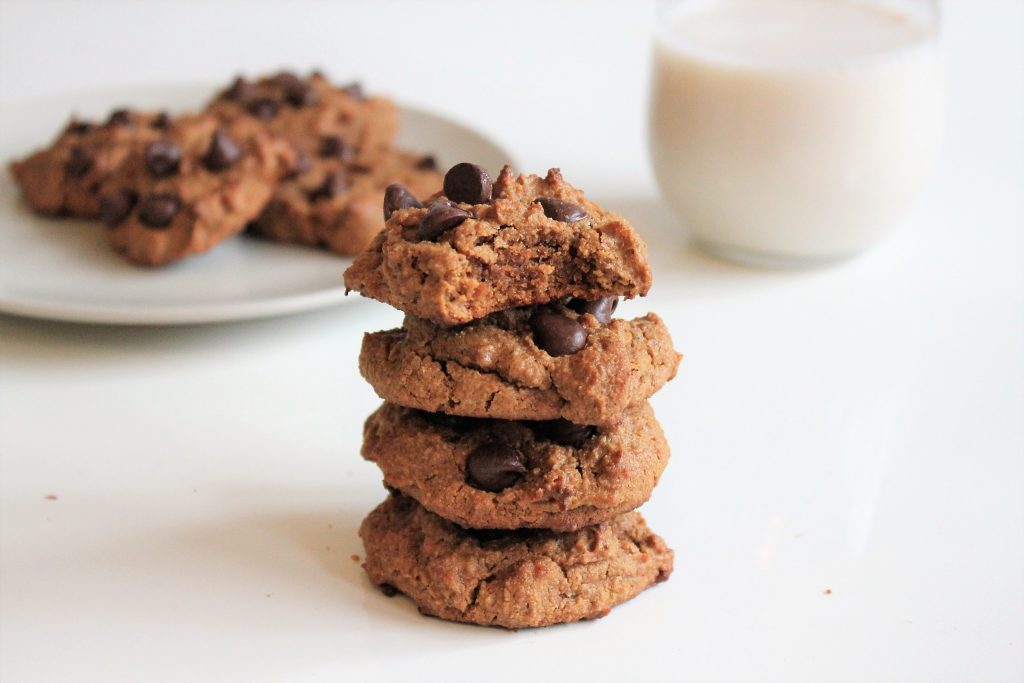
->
left=649, top=0, right=944, bottom=267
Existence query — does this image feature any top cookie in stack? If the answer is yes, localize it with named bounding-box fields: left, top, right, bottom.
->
left=347, top=163, right=681, bottom=629
left=344, top=164, right=652, bottom=326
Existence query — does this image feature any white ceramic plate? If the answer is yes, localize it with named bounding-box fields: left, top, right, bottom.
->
left=0, top=85, right=514, bottom=325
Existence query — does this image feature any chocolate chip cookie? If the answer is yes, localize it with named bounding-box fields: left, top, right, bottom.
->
left=248, top=149, right=442, bottom=256
left=359, top=303, right=681, bottom=425
left=343, top=164, right=653, bottom=325
left=362, top=401, right=669, bottom=530
left=10, top=109, right=170, bottom=218
left=99, top=113, right=297, bottom=266
left=360, top=493, right=673, bottom=629
left=206, top=70, right=397, bottom=163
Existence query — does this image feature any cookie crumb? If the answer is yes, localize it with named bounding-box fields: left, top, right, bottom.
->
left=823, top=589, right=832, bottom=595
left=44, top=494, right=57, bottom=501
left=351, top=554, right=361, bottom=562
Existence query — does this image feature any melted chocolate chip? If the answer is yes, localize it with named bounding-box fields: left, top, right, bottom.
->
left=284, top=81, right=317, bottom=107
left=144, top=140, right=182, bottom=177
left=271, top=71, right=301, bottom=88
left=535, top=419, right=596, bottom=448
left=419, top=411, right=476, bottom=433
left=416, top=203, right=471, bottom=241
left=318, top=135, right=355, bottom=161
left=66, top=120, right=93, bottom=135
left=138, top=193, right=180, bottom=228
left=106, top=109, right=133, bottom=127
left=202, top=129, right=242, bottom=171
left=415, top=155, right=438, bottom=170
left=152, top=112, right=172, bottom=130
left=530, top=308, right=588, bottom=356
left=466, top=442, right=527, bottom=492
left=225, top=77, right=255, bottom=101
left=246, top=97, right=279, bottom=120
left=383, top=184, right=424, bottom=220
left=443, top=162, right=492, bottom=204
left=98, top=190, right=137, bottom=227
left=65, top=146, right=93, bottom=178
left=536, top=197, right=587, bottom=223
left=378, top=583, right=399, bottom=597
left=308, top=171, right=350, bottom=202
left=568, top=296, right=618, bottom=324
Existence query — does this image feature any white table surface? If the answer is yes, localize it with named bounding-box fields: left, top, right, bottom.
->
left=1, top=2, right=1022, bottom=682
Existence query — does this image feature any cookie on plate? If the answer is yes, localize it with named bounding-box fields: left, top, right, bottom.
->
left=359, top=302, right=680, bottom=425
left=206, top=70, right=397, bottom=163
left=362, top=401, right=669, bottom=531
left=98, top=113, right=297, bottom=266
left=360, top=493, right=673, bottom=629
left=248, top=149, right=442, bottom=256
left=9, top=109, right=171, bottom=218
left=344, top=164, right=653, bottom=325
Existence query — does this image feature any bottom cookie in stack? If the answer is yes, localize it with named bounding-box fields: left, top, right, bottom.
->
left=360, top=493, right=674, bottom=630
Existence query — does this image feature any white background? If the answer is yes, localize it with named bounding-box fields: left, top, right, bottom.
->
left=1, top=1, right=1022, bottom=681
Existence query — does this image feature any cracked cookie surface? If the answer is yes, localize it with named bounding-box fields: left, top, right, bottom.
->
left=99, top=113, right=297, bottom=266
left=249, top=149, right=442, bottom=256
left=343, top=166, right=653, bottom=325
left=10, top=110, right=170, bottom=218
left=205, top=70, right=397, bottom=162
left=363, top=402, right=669, bottom=530
left=359, top=493, right=673, bottom=629
left=359, top=304, right=681, bottom=425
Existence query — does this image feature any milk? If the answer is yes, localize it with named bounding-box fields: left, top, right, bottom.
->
left=649, top=0, right=944, bottom=265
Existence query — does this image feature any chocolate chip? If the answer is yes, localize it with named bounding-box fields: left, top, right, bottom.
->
left=466, top=442, right=527, bottom=492
left=536, top=197, right=587, bottom=223
left=150, top=112, right=171, bottom=130
left=246, top=97, right=279, bottom=120
left=341, top=82, right=365, bottom=100
left=106, top=109, right=133, bottom=127
left=65, top=146, right=93, bottom=178
left=65, top=120, right=93, bottom=135
left=318, top=135, right=355, bottom=161
left=443, top=162, right=492, bottom=204
left=308, top=171, right=350, bottom=202
left=416, top=155, right=438, bottom=170
left=530, top=308, right=588, bottom=356
left=202, top=129, right=242, bottom=171
left=144, top=140, right=182, bottom=177
left=138, top=193, right=180, bottom=229
left=225, top=77, right=255, bottom=101
left=378, top=583, right=399, bottom=597
left=416, top=203, right=471, bottom=241
left=98, top=190, right=137, bottom=227
left=284, top=81, right=317, bottom=107
left=271, top=71, right=301, bottom=88
left=383, top=184, right=424, bottom=220
left=568, top=296, right=618, bottom=324
left=535, top=419, right=595, bottom=448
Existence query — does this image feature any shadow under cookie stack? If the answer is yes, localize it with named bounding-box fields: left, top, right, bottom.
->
left=344, top=162, right=683, bottom=629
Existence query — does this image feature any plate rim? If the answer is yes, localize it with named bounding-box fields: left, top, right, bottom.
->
left=0, top=84, right=516, bottom=326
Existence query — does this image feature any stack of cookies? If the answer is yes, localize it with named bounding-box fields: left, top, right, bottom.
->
left=344, top=162, right=682, bottom=629
left=9, top=71, right=443, bottom=266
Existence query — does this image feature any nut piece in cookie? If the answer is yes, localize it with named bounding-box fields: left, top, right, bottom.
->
left=359, top=493, right=674, bottom=629
left=98, top=113, right=297, bottom=266
left=248, top=149, right=442, bottom=256
left=9, top=109, right=171, bottom=218
left=343, top=164, right=653, bottom=325
left=358, top=303, right=681, bottom=425
left=361, top=402, right=670, bottom=531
